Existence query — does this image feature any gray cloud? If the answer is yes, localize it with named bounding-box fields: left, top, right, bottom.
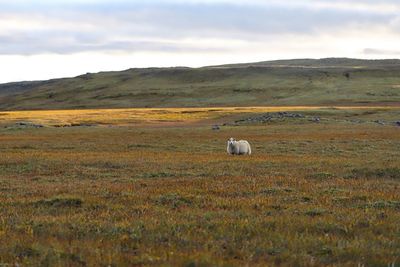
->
left=0, top=1, right=399, bottom=55
left=0, top=32, right=230, bottom=55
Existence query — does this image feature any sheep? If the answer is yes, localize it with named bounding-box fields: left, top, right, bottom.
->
left=227, top=137, right=252, bottom=155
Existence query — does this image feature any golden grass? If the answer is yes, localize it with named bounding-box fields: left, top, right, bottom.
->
left=0, top=106, right=399, bottom=126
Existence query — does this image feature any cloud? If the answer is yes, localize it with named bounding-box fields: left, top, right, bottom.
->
left=0, top=1, right=398, bottom=56
left=363, top=48, right=400, bottom=56
left=1, top=0, right=400, bottom=83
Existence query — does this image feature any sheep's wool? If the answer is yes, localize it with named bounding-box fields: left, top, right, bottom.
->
left=227, top=138, right=251, bottom=155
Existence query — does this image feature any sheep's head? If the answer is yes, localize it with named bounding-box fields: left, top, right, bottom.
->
left=227, top=137, right=236, bottom=146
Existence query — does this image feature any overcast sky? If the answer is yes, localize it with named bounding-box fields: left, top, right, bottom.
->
left=1, top=0, right=400, bottom=83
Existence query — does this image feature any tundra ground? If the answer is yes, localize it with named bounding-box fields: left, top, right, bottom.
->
left=0, top=107, right=399, bottom=266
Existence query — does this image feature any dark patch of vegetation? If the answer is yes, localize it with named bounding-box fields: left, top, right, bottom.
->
left=333, top=195, right=369, bottom=208
left=139, top=171, right=176, bottom=178
left=307, top=172, right=335, bottom=180
left=180, top=110, right=203, bottom=114
left=127, top=143, right=154, bottom=148
left=323, top=188, right=346, bottom=194
left=35, top=197, right=83, bottom=208
left=156, top=193, right=193, bottom=208
left=59, top=252, right=87, bottom=266
left=360, top=201, right=400, bottom=210
left=13, top=245, right=40, bottom=259
left=346, top=168, right=400, bottom=180
left=305, top=208, right=327, bottom=217
left=260, top=187, right=295, bottom=195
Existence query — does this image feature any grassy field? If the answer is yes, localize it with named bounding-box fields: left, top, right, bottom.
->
left=0, top=107, right=399, bottom=266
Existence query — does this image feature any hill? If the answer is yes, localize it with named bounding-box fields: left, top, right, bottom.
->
left=212, top=57, right=400, bottom=68
left=0, top=58, right=399, bottom=110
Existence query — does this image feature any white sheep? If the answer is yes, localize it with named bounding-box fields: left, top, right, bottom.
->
left=227, top=137, right=252, bottom=155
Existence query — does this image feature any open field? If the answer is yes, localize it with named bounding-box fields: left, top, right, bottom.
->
left=0, top=107, right=399, bottom=266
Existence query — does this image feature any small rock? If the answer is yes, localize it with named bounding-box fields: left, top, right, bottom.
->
left=70, top=123, right=95, bottom=127
left=212, top=125, right=220, bottom=130
left=309, top=117, right=320, bottom=123
left=233, top=112, right=305, bottom=124
left=14, top=122, right=44, bottom=128
left=396, top=121, right=400, bottom=126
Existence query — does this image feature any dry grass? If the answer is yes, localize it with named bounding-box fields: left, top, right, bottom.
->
left=0, top=106, right=398, bottom=126
left=0, top=107, right=399, bottom=266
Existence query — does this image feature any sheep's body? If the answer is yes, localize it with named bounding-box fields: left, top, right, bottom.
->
left=227, top=138, right=252, bottom=155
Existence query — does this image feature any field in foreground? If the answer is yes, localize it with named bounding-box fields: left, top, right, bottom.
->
left=0, top=107, right=399, bottom=266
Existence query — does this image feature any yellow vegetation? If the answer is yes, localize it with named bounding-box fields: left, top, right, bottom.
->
left=0, top=106, right=398, bottom=126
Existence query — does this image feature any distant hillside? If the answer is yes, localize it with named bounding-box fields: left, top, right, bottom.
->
left=212, top=58, right=400, bottom=68
left=0, top=58, right=400, bottom=110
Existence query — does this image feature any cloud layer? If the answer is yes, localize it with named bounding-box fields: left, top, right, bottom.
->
left=0, top=0, right=399, bottom=82
left=1, top=0, right=399, bottom=55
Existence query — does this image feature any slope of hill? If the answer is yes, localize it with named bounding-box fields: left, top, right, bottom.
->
left=0, top=58, right=399, bottom=110
left=212, top=57, right=400, bottom=68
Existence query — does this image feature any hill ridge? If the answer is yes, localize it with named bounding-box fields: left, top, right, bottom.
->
left=0, top=58, right=399, bottom=110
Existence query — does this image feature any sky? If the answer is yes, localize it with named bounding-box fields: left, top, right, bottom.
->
left=0, top=0, right=400, bottom=83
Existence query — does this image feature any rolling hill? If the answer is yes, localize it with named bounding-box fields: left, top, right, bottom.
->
left=0, top=58, right=399, bottom=110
